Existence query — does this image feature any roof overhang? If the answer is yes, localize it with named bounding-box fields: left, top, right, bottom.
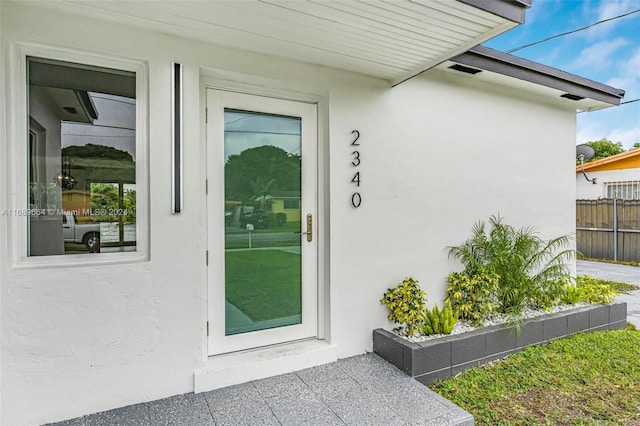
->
left=16, top=0, right=530, bottom=85
left=576, top=149, right=640, bottom=173
left=444, top=46, right=625, bottom=111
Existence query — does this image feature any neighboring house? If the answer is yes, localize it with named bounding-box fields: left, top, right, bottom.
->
left=0, top=1, right=625, bottom=424
left=577, top=149, right=640, bottom=200
left=269, top=191, right=302, bottom=224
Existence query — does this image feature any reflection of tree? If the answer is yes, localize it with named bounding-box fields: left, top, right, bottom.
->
left=62, top=144, right=133, bottom=161
left=90, top=183, right=118, bottom=221
left=62, top=144, right=135, bottom=184
left=250, top=177, right=277, bottom=209
left=123, top=189, right=136, bottom=222
left=225, top=145, right=300, bottom=204
left=61, top=143, right=136, bottom=223
left=90, top=183, right=136, bottom=223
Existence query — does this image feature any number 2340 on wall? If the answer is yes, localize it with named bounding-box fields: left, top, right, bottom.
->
left=350, top=130, right=361, bottom=208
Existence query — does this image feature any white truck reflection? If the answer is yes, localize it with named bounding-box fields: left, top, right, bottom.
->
left=62, top=212, right=100, bottom=252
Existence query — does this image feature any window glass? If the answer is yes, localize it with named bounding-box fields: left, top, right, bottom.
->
left=27, top=57, right=136, bottom=256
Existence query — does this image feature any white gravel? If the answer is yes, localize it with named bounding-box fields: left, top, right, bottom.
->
left=399, top=302, right=591, bottom=342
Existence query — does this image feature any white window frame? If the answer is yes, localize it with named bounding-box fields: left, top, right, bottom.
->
left=6, top=41, right=149, bottom=268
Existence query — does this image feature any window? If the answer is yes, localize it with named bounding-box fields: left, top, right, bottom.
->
left=283, top=199, right=300, bottom=209
left=605, top=181, right=640, bottom=200
left=27, top=57, right=137, bottom=256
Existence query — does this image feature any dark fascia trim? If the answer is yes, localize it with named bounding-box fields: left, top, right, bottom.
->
left=76, top=90, right=99, bottom=121
left=451, top=45, right=625, bottom=105
left=457, top=0, right=531, bottom=24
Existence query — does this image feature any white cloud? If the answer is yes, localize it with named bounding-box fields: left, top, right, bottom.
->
left=577, top=125, right=640, bottom=150
left=576, top=121, right=608, bottom=145
left=567, top=38, right=630, bottom=71
left=597, top=0, right=639, bottom=20
left=607, top=47, right=640, bottom=98
left=578, top=0, right=639, bottom=39
left=607, top=127, right=640, bottom=149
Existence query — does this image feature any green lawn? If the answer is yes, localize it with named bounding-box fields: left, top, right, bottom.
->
left=225, top=240, right=301, bottom=250
left=430, top=330, right=640, bottom=425
left=225, top=249, right=301, bottom=322
left=230, top=221, right=301, bottom=234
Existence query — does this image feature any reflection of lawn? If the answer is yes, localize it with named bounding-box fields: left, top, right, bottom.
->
left=225, top=250, right=301, bottom=322
left=230, top=221, right=301, bottom=234
left=225, top=240, right=300, bottom=250
left=262, top=221, right=300, bottom=233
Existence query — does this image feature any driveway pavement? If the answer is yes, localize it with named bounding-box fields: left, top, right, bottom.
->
left=577, top=260, right=640, bottom=327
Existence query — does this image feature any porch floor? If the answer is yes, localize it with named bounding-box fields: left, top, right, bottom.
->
left=48, top=353, right=473, bottom=426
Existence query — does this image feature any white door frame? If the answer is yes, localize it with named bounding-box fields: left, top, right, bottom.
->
left=206, top=89, right=318, bottom=355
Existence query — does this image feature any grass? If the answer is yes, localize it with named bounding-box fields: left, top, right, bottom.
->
left=430, top=330, right=640, bottom=425
left=230, top=221, right=301, bottom=234
left=225, top=221, right=302, bottom=249
left=225, top=249, right=301, bottom=322
left=225, top=240, right=300, bottom=250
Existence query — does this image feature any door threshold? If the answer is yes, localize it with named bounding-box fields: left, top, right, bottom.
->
left=194, top=339, right=337, bottom=393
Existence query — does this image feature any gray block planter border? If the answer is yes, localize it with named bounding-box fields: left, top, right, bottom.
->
left=373, top=301, right=627, bottom=385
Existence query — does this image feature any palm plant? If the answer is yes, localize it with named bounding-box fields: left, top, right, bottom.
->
left=448, top=215, right=575, bottom=315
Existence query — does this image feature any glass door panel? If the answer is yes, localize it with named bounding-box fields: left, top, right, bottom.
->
left=207, top=89, right=317, bottom=355
left=224, top=110, right=302, bottom=335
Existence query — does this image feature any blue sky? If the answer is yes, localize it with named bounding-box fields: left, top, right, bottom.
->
left=484, top=0, right=640, bottom=149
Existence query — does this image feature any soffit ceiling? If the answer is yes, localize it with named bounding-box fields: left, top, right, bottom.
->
left=32, top=0, right=520, bottom=85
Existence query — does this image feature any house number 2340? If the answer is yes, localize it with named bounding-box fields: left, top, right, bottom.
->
left=350, top=130, right=361, bottom=208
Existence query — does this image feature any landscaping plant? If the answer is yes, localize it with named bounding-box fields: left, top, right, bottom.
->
left=445, top=268, right=498, bottom=326
left=448, top=215, right=574, bottom=316
left=422, top=302, right=458, bottom=336
left=560, top=275, right=618, bottom=305
left=380, top=278, right=426, bottom=337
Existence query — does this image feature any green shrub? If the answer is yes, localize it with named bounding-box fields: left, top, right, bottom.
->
left=448, top=215, right=574, bottom=316
left=445, top=268, right=498, bottom=326
left=559, top=282, right=582, bottom=305
left=560, top=275, right=617, bottom=305
left=423, top=302, right=458, bottom=336
left=380, top=278, right=426, bottom=337
left=276, top=213, right=287, bottom=226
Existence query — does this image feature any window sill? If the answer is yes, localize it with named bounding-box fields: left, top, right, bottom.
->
left=11, top=249, right=148, bottom=270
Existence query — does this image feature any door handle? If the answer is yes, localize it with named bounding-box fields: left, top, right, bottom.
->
left=299, top=213, right=312, bottom=242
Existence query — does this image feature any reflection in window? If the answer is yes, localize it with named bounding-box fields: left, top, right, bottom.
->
left=223, top=110, right=303, bottom=335
left=27, top=57, right=136, bottom=256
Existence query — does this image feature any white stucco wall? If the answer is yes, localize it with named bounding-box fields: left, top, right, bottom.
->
left=1, top=2, right=578, bottom=424
left=576, top=168, right=640, bottom=199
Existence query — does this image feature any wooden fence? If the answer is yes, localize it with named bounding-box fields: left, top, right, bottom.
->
left=576, top=199, right=640, bottom=263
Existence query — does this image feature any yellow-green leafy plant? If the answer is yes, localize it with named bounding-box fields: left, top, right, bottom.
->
left=560, top=275, right=617, bottom=305
left=423, top=302, right=458, bottom=336
left=380, top=278, right=426, bottom=337
left=445, top=268, right=499, bottom=326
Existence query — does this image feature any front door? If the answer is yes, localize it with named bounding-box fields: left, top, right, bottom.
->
left=206, top=89, right=318, bottom=355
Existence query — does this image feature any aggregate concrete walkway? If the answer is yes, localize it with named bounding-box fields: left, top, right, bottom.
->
left=577, top=259, right=640, bottom=327
left=49, top=354, right=473, bottom=426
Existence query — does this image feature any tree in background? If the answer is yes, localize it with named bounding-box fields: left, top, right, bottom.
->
left=585, top=139, right=624, bottom=161
left=632, top=142, right=640, bottom=150
left=225, top=146, right=301, bottom=204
